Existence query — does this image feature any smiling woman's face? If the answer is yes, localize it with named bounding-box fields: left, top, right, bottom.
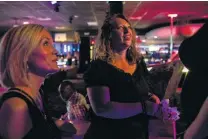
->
left=28, top=29, right=59, bottom=76
left=111, top=17, right=133, bottom=51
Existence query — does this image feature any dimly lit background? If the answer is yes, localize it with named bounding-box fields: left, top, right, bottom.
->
left=0, top=1, right=207, bottom=71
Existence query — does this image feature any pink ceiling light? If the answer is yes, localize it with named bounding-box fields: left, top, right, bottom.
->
left=129, top=17, right=142, bottom=20
left=168, top=14, right=178, bottom=18
left=179, top=24, right=203, bottom=37
left=23, top=21, right=29, bottom=25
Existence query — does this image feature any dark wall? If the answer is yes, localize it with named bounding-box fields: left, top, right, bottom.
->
left=109, top=1, right=123, bottom=15
left=0, top=30, right=7, bottom=39
left=78, top=37, right=90, bottom=73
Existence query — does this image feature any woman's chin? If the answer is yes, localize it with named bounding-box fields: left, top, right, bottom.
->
left=123, top=41, right=132, bottom=48
left=48, top=66, right=60, bottom=73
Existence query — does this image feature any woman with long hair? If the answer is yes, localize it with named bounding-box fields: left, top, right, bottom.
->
left=83, top=14, right=175, bottom=139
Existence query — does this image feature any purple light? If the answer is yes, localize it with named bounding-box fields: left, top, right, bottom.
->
left=51, top=1, right=57, bottom=5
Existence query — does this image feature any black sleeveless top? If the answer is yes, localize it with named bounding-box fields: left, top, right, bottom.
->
left=0, top=88, right=61, bottom=139
left=83, top=59, right=150, bottom=139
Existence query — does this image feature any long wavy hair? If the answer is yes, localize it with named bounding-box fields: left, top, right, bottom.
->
left=95, top=14, right=141, bottom=64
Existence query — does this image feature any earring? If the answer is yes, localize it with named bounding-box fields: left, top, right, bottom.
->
left=26, top=65, right=29, bottom=72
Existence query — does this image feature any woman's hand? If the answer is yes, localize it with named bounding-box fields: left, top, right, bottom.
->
left=146, top=101, right=161, bottom=117
left=149, top=93, right=161, bottom=104
left=160, top=99, right=180, bottom=121
left=55, top=119, right=77, bottom=137
left=145, top=100, right=180, bottom=121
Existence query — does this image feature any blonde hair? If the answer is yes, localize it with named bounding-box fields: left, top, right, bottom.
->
left=95, top=14, right=141, bottom=64
left=0, top=24, right=45, bottom=88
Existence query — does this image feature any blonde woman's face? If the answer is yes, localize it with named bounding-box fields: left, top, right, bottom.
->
left=28, top=29, right=59, bottom=76
left=111, top=17, right=133, bottom=50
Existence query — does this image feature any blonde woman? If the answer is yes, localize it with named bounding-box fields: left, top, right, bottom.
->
left=0, top=24, right=76, bottom=139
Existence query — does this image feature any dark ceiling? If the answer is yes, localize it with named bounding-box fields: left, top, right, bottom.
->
left=0, top=1, right=208, bottom=35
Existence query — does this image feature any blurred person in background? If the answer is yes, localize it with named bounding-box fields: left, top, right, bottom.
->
left=58, top=80, right=90, bottom=121
left=41, top=70, right=68, bottom=119
left=179, top=22, right=208, bottom=139
left=66, top=52, right=72, bottom=66
left=0, top=24, right=76, bottom=139
left=74, top=52, right=80, bottom=66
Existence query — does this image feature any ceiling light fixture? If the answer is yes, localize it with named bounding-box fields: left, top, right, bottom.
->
left=154, top=36, right=158, bottom=39
left=51, top=1, right=57, bottom=5
left=87, top=22, right=98, bottom=26
left=55, top=26, right=65, bottom=29
left=74, top=15, right=79, bottom=18
left=13, top=25, right=19, bottom=27
left=37, top=17, right=51, bottom=21
left=202, top=15, right=208, bottom=18
left=129, top=16, right=142, bottom=20
left=23, top=21, right=29, bottom=25
left=84, top=32, right=90, bottom=36
left=168, top=14, right=178, bottom=18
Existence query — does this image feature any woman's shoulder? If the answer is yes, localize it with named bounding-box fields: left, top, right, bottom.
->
left=0, top=95, right=32, bottom=139
left=0, top=95, right=29, bottom=127
left=1, top=96, right=28, bottom=111
left=84, top=59, right=107, bottom=74
left=89, top=59, right=107, bottom=67
left=84, top=59, right=109, bottom=87
left=0, top=89, right=36, bottom=113
left=0, top=90, right=30, bottom=110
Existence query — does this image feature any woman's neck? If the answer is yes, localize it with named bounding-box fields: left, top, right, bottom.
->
left=15, top=72, right=44, bottom=106
left=113, top=49, right=128, bottom=64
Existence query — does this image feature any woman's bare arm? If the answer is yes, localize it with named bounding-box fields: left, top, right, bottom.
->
left=0, top=98, right=32, bottom=139
left=184, top=97, right=208, bottom=139
left=87, top=86, right=157, bottom=119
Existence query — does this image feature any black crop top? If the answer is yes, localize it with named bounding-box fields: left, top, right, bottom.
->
left=83, top=59, right=150, bottom=139
left=0, top=88, right=61, bottom=139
